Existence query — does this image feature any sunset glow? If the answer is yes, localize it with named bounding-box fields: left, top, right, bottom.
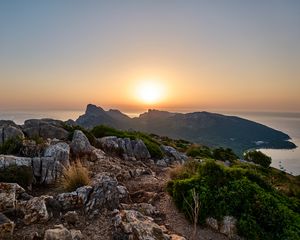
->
left=136, top=80, right=164, bottom=104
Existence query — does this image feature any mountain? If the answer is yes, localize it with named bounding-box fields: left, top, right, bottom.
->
left=76, top=104, right=297, bottom=155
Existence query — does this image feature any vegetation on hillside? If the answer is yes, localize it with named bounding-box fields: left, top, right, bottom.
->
left=0, top=165, right=33, bottom=188
left=244, top=150, right=272, bottom=168
left=91, top=125, right=163, bottom=159
left=0, top=137, right=23, bottom=155
left=167, top=160, right=300, bottom=239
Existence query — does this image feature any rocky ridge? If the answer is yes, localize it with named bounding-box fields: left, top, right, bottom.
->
left=0, top=119, right=232, bottom=240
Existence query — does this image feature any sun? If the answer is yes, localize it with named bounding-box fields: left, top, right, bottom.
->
left=136, top=80, right=164, bottom=104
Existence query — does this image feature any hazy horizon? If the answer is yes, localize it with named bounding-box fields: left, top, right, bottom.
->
left=1, top=1, right=300, bottom=112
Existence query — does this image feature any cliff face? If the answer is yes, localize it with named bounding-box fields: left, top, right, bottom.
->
left=76, top=104, right=296, bottom=155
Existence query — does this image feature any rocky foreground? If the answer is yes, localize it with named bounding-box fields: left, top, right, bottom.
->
left=0, top=119, right=233, bottom=240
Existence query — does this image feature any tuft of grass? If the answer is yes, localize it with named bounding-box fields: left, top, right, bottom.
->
left=61, top=161, right=90, bottom=192
left=169, top=158, right=201, bottom=180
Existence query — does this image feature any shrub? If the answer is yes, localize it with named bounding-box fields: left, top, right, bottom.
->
left=0, top=165, right=33, bottom=188
left=213, top=147, right=238, bottom=162
left=169, top=159, right=200, bottom=180
left=186, top=145, right=212, bottom=158
left=244, top=150, right=272, bottom=168
left=61, top=161, right=90, bottom=192
left=0, top=137, right=23, bottom=155
left=167, top=160, right=300, bottom=239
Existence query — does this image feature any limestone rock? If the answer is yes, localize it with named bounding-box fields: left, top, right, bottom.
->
left=0, top=182, right=25, bottom=212
left=0, top=155, right=32, bottom=169
left=161, top=145, right=187, bottom=164
left=98, top=137, right=150, bottom=161
left=44, top=142, right=70, bottom=168
left=22, top=119, right=68, bottom=140
left=70, top=229, right=83, bottom=240
left=85, top=173, right=119, bottom=212
left=70, top=130, right=94, bottom=157
left=117, top=185, right=129, bottom=203
left=44, top=225, right=72, bottom=240
left=18, top=195, right=52, bottom=225
left=57, top=174, right=119, bottom=213
left=0, top=213, right=15, bottom=238
left=2, top=125, right=24, bottom=142
left=113, top=209, right=173, bottom=240
left=220, top=216, right=237, bottom=238
left=132, top=139, right=151, bottom=160
left=63, top=211, right=79, bottom=225
left=206, top=217, right=219, bottom=231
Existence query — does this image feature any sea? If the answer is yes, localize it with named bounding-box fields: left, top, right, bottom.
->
left=0, top=110, right=299, bottom=176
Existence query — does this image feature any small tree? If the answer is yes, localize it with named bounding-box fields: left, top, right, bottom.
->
left=244, top=150, right=272, bottom=168
left=183, top=188, right=200, bottom=240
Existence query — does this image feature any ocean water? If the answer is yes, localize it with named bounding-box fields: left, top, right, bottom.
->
left=0, top=110, right=299, bottom=175
left=222, top=111, right=300, bottom=176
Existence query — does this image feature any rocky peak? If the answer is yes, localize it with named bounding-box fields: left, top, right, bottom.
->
left=85, top=104, right=105, bottom=116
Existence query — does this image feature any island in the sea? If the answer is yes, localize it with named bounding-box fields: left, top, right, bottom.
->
left=75, top=104, right=297, bottom=155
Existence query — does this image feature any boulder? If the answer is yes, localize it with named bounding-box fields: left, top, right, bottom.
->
left=161, top=145, right=187, bottom=164
left=121, top=203, right=159, bottom=217
left=220, top=216, right=237, bottom=238
left=22, top=119, right=68, bottom=140
left=56, top=174, right=120, bottom=213
left=63, top=211, right=79, bottom=225
left=2, top=125, right=24, bottom=143
left=132, top=139, right=151, bottom=160
left=206, top=217, right=219, bottom=231
left=44, top=225, right=72, bottom=240
left=117, top=185, right=129, bottom=203
left=113, top=209, right=177, bottom=240
left=70, top=130, right=94, bottom=157
left=98, top=137, right=150, bottom=161
left=0, top=182, right=25, bottom=212
left=18, top=195, right=52, bottom=225
left=44, top=142, right=70, bottom=168
left=0, top=213, right=15, bottom=238
left=70, top=229, right=83, bottom=240
left=0, top=155, right=32, bottom=169
left=85, top=173, right=120, bottom=212
left=20, top=139, right=47, bottom=157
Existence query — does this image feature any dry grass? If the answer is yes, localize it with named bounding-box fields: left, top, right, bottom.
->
left=169, top=158, right=200, bottom=180
left=61, top=161, right=90, bottom=192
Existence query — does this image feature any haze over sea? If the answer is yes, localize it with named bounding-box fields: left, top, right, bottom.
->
left=0, top=110, right=299, bottom=175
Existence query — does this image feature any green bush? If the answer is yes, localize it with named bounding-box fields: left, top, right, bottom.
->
left=91, top=125, right=163, bottom=159
left=0, top=137, right=23, bottom=155
left=244, top=150, right=272, bottom=168
left=213, top=147, right=238, bottom=162
left=167, top=160, right=300, bottom=239
left=0, top=165, right=33, bottom=188
left=186, top=145, right=213, bottom=158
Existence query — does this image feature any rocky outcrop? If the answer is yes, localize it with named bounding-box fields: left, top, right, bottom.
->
left=0, top=120, right=24, bottom=146
left=112, top=209, right=186, bottom=240
left=0, top=213, right=15, bottom=238
left=0, top=183, right=25, bottom=212
left=98, top=136, right=151, bottom=161
left=44, top=224, right=72, bottom=240
left=56, top=173, right=120, bottom=213
left=206, top=216, right=238, bottom=238
left=0, top=141, right=70, bottom=184
left=18, top=195, right=52, bottom=225
left=22, top=119, right=68, bottom=140
left=69, top=130, right=106, bottom=162
left=160, top=145, right=187, bottom=163
left=70, top=130, right=93, bottom=156
left=220, top=216, right=237, bottom=238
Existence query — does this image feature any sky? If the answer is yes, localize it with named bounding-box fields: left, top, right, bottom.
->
left=0, top=0, right=300, bottom=113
